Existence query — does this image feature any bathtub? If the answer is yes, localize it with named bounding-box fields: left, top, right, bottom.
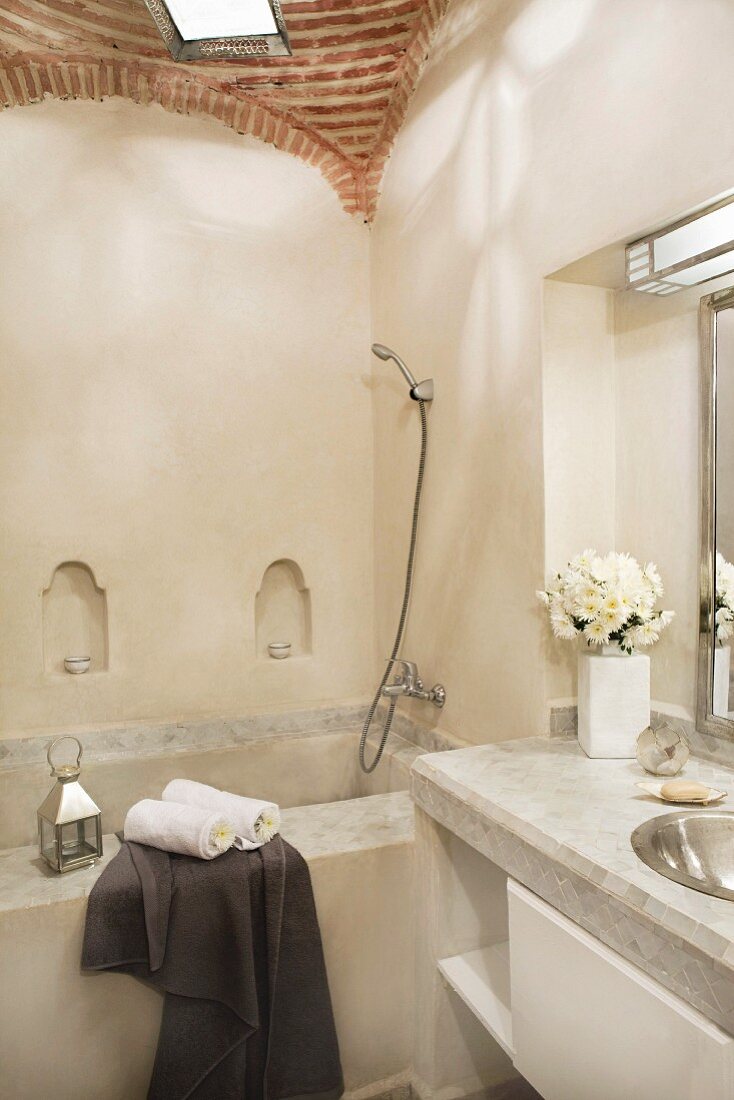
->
left=0, top=703, right=441, bottom=1100
left=0, top=703, right=423, bottom=848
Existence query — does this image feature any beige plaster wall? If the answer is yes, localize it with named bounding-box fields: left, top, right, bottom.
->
left=614, top=284, right=702, bottom=715
left=543, top=282, right=616, bottom=701
left=371, top=0, right=734, bottom=744
left=543, top=282, right=616, bottom=576
left=0, top=98, right=373, bottom=736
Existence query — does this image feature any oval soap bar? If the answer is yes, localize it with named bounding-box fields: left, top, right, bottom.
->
left=660, top=779, right=710, bottom=801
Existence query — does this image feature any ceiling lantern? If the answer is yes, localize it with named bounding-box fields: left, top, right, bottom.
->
left=145, top=0, right=292, bottom=60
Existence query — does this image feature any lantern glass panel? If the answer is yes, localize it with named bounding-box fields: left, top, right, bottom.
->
left=39, top=816, right=57, bottom=868
left=59, top=817, right=100, bottom=868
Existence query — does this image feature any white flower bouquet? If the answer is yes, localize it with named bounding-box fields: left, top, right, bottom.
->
left=715, top=553, right=734, bottom=644
left=537, top=550, right=674, bottom=653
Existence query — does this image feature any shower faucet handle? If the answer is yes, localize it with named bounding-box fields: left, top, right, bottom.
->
left=397, top=660, right=419, bottom=689
left=382, top=660, right=446, bottom=708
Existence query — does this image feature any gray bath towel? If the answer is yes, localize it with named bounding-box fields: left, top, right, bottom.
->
left=82, top=836, right=343, bottom=1100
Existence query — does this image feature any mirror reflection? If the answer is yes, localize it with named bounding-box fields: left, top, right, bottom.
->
left=713, top=307, right=734, bottom=717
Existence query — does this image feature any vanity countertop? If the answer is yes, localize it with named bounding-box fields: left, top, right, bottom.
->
left=412, top=737, right=734, bottom=1030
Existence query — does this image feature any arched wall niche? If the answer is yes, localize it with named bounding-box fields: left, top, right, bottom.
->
left=42, top=562, right=109, bottom=674
left=255, top=559, right=312, bottom=659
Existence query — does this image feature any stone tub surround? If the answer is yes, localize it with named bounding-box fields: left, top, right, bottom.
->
left=0, top=724, right=424, bottom=851
left=412, top=738, right=734, bottom=1034
left=0, top=700, right=459, bottom=849
left=386, top=708, right=468, bottom=755
left=0, top=792, right=415, bottom=1100
left=0, top=701, right=463, bottom=772
left=0, top=702, right=372, bottom=771
left=0, top=792, right=415, bottom=915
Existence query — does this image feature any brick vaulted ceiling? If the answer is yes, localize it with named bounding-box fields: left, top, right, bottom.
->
left=0, top=0, right=450, bottom=219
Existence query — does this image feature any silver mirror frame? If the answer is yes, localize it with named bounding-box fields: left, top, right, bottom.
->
left=697, top=286, right=734, bottom=742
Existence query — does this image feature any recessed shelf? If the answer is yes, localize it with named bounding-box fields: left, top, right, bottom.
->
left=437, top=942, right=513, bottom=1059
left=255, top=558, right=312, bottom=660
left=42, top=561, right=109, bottom=676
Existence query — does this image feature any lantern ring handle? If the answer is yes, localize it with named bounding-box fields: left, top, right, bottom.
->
left=47, top=735, right=83, bottom=772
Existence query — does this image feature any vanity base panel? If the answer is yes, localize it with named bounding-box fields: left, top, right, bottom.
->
left=509, top=879, right=734, bottom=1100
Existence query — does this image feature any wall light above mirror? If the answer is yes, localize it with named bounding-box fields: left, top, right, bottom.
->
left=144, top=0, right=292, bottom=60
left=627, top=195, right=734, bottom=296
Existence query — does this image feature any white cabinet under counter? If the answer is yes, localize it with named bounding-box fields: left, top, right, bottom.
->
left=411, top=738, right=734, bottom=1100
left=508, top=879, right=734, bottom=1100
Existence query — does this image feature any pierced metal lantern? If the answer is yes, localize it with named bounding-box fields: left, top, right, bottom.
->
left=38, top=737, right=102, bottom=873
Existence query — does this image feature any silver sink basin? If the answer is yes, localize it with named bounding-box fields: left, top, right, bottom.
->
left=631, top=811, right=734, bottom=902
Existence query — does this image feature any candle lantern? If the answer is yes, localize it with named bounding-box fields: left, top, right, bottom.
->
left=38, top=736, right=102, bottom=873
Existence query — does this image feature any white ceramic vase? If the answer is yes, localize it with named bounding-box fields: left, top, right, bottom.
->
left=577, top=645, right=650, bottom=759
left=713, top=645, right=731, bottom=717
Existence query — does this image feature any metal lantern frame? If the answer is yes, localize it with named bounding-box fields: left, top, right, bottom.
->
left=38, top=736, right=103, bottom=874
left=144, top=0, right=292, bottom=61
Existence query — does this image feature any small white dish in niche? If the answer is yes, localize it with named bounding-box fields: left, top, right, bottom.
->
left=64, top=656, right=91, bottom=675
left=268, top=642, right=291, bottom=660
left=635, top=780, right=727, bottom=805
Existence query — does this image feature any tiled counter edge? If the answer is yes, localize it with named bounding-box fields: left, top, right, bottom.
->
left=410, top=764, right=734, bottom=1035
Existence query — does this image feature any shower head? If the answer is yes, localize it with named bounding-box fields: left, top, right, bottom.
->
left=371, top=343, right=434, bottom=401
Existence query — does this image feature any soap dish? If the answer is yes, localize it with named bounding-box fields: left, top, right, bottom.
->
left=635, top=781, right=727, bottom=805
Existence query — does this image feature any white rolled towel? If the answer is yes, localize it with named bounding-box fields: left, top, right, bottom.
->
left=124, top=799, right=236, bottom=860
left=162, top=779, right=281, bottom=851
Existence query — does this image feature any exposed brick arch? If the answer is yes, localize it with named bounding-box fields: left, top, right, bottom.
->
left=0, top=0, right=450, bottom=220
left=0, top=54, right=364, bottom=214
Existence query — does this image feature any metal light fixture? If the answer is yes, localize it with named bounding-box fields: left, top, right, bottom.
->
left=626, top=194, right=734, bottom=296
left=38, top=737, right=102, bottom=874
left=145, top=0, right=291, bottom=60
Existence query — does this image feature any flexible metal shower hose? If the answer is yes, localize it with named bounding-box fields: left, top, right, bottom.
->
left=359, top=399, right=428, bottom=773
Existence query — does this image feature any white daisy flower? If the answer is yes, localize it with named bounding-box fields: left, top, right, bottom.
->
left=539, top=551, right=673, bottom=652
left=583, top=619, right=610, bottom=646
left=569, top=549, right=597, bottom=573
left=210, top=820, right=236, bottom=853
left=643, top=562, right=664, bottom=597
left=255, top=808, right=281, bottom=843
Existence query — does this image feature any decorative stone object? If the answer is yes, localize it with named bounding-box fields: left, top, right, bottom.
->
left=636, top=723, right=689, bottom=776
left=578, top=646, right=650, bottom=759
left=713, top=645, right=731, bottom=717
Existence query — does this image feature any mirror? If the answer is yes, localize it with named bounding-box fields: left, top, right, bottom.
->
left=699, top=288, right=734, bottom=735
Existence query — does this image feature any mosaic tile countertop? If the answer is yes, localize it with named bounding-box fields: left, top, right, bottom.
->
left=412, top=738, right=734, bottom=1031
left=0, top=791, right=414, bottom=916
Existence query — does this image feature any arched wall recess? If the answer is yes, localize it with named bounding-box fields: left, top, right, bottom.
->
left=42, top=562, right=109, bottom=674
left=255, top=559, right=312, bottom=659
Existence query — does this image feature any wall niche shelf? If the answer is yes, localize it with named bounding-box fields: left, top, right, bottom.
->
left=42, top=562, right=108, bottom=675
left=255, top=559, right=312, bottom=660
